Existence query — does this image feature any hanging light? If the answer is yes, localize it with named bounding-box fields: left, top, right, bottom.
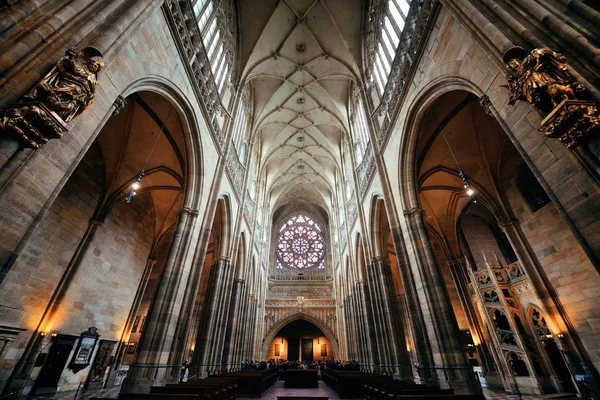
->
left=126, top=108, right=173, bottom=204
left=432, top=110, right=477, bottom=204
left=458, top=169, right=477, bottom=203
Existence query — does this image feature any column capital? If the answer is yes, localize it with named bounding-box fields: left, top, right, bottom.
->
left=112, top=95, right=126, bottom=116
left=403, top=207, right=425, bottom=219
left=498, top=219, right=519, bottom=230
left=370, top=256, right=389, bottom=265
left=445, top=256, right=466, bottom=268
left=178, top=207, right=199, bottom=218
left=89, top=218, right=104, bottom=227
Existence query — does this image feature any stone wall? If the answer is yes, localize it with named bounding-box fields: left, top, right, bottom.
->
left=0, top=144, right=105, bottom=390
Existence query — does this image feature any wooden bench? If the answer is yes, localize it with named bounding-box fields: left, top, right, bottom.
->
left=219, top=368, right=278, bottom=397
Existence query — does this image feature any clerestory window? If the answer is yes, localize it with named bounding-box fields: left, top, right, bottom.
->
left=370, top=0, right=412, bottom=95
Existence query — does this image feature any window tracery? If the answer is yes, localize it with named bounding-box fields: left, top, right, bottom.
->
left=276, top=216, right=326, bottom=270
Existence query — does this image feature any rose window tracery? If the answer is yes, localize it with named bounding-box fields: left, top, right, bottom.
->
left=276, top=215, right=325, bottom=269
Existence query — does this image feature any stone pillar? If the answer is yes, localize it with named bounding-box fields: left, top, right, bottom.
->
left=365, top=264, right=388, bottom=372
left=402, top=208, right=481, bottom=394
left=209, top=261, right=236, bottom=374
left=343, top=297, right=355, bottom=361
left=120, top=207, right=198, bottom=394
left=192, top=256, right=230, bottom=376
left=371, top=258, right=412, bottom=378
left=107, top=258, right=157, bottom=386
left=355, top=281, right=376, bottom=371
left=222, top=279, right=245, bottom=370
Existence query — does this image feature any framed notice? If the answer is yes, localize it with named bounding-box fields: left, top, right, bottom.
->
left=274, top=343, right=280, bottom=357
left=69, top=327, right=99, bottom=372
left=321, top=344, right=327, bottom=356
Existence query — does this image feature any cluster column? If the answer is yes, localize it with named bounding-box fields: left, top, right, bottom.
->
left=402, top=208, right=481, bottom=394
left=121, top=207, right=199, bottom=394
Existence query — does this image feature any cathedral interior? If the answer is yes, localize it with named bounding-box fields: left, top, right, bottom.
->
left=0, top=0, right=599, bottom=399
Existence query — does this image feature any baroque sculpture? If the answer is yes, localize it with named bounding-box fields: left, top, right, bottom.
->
left=1, top=47, right=105, bottom=149
left=503, top=46, right=599, bottom=149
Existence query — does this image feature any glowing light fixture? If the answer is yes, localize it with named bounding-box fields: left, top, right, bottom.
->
left=126, top=108, right=174, bottom=203
left=431, top=110, right=477, bottom=203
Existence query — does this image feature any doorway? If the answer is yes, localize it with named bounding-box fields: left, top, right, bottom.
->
left=288, top=338, right=300, bottom=361
left=301, top=338, right=313, bottom=361
left=32, top=336, right=76, bottom=395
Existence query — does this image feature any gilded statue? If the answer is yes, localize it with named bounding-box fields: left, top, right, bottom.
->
left=503, top=47, right=583, bottom=114
left=1, top=47, right=105, bottom=149
left=503, top=46, right=598, bottom=149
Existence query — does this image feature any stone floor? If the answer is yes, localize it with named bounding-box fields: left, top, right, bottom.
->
left=26, top=381, right=554, bottom=399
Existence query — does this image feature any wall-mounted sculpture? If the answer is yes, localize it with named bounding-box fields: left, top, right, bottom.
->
left=502, top=47, right=598, bottom=149
left=0, top=47, right=105, bottom=149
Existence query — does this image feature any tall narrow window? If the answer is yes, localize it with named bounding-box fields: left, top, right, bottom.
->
left=370, top=0, right=413, bottom=95
left=194, top=0, right=231, bottom=98
left=351, top=99, right=370, bottom=164
left=231, top=99, right=249, bottom=162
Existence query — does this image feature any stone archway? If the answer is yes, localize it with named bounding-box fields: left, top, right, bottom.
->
left=262, top=313, right=339, bottom=360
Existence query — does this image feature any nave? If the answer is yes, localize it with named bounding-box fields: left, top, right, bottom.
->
left=0, top=0, right=599, bottom=399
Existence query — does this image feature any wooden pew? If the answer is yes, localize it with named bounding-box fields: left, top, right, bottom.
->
left=219, top=368, right=278, bottom=397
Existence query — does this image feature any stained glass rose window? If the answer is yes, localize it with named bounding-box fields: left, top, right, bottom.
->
left=276, top=215, right=325, bottom=269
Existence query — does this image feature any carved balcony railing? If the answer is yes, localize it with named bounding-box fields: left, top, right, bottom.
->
left=225, top=141, right=246, bottom=196
left=347, top=193, right=358, bottom=227
left=356, top=142, right=376, bottom=198
left=244, top=197, right=256, bottom=226
left=268, top=274, right=333, bottom=281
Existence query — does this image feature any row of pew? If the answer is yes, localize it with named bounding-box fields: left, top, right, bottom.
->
left=90, top=368, right=278, bottom=400
left=322, top=369, right=486, bottom=399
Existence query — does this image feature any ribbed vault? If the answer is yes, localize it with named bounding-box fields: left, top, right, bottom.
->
left=239, top=0, right=363, bottom=214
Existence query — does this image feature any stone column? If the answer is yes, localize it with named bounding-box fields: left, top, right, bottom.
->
left=372, top=258, right=412, bottom=378
left=107, top=258, right=157, bottom=386
left=343, top=297, right=355, bottom=361
left=222, top=279, right=245, bottom=370
left=365, top=263, right=388, bottom=372
left=192, top=256, right=230, bottom=377
left=208, top=261, right=236, bottom=374
left=356, top=281, right=376, bottom=371
left=402, top=208, right=481, bottom=394
left=243, top=296, right=256, bottom=362
left=120, top=207, right=198, bottom=394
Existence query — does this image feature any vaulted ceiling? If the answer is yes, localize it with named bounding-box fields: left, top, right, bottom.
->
left=238, top=0, right=364, bottom=214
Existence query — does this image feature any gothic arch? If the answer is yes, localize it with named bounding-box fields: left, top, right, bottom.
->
left=261, top=313, right=339, bottom=359
left=397, top=76, right=487, bottom=213
left=117, top=75, right=206, bottom=211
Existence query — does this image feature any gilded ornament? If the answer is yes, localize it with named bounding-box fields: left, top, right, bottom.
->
left=1, top=47, right=105, bottom=149
left=503, top=46, right=599, bottom=148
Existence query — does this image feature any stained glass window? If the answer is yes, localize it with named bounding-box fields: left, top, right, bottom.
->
left=276, top=215, right=325, bottom=270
